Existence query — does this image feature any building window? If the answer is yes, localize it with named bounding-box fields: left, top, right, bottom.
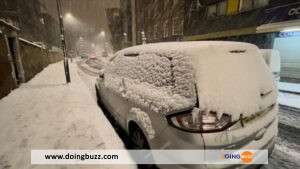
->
left=172, top=18, right=183, bottom=36
left=190, top=0, right=202, bottom=11
left=207, top=1, right=227, bottom=18
left=163, top=20, right=169, bottom=38
left=253, top=0, right=269, bottom=9
left=154, top=24, right=158, bottom=39
left=217, top=1, right=227, bottom=16
left=147, top=29, right=152, bottom=40
left=239, top=0, right=269, bottom=12
left=239, top=0, right=253, bottom=12
left=179, top=20, right=184, bottom=35
left=207, top=4, right=217, bottom=17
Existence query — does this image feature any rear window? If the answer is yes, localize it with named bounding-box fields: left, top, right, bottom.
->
left=107, top=51, right=196, bottom=99
left=107, top=52, right=172, bottom=88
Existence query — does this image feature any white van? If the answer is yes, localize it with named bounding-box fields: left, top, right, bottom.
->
left=96, top=41, right=278, bottom=169
left=260, top=49, right=281, bottom=82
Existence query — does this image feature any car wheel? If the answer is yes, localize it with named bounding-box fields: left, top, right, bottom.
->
left=129, top=124, right=157, bottom=169
left=130, top=124, right=150, bottom=149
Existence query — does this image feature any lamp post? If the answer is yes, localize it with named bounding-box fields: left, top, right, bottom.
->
left=56, top=0, right=71, bottom=83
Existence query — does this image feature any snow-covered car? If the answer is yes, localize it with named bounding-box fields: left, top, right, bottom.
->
left=260, top=49, right=281, bottom=82
left=95, top=41, right=278, bottom=169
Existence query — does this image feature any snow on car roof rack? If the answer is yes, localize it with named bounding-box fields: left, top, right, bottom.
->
left=117, top=41, right=257, bottom=56
left=229, top=49, right=246, bottom=53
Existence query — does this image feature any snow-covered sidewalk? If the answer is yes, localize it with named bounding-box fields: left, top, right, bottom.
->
left=277, top=82, right=300, bottom=110
left=278, top=82, right=300, bottom=94
left=0, top=61, right=135, bottom=169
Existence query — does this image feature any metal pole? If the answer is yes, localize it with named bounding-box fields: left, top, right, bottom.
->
left=56, top=0, right=71, bottom=83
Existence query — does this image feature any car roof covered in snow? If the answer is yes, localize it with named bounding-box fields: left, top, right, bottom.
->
left=117, top=41, right=258, bottom=56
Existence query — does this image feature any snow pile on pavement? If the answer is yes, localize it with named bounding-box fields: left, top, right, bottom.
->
left=105, top=51, right=196, bottom=114
left=0, top=61, right=135, bottom=169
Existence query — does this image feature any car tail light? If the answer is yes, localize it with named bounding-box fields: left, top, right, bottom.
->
left=167, top=108, right=235, bottom=133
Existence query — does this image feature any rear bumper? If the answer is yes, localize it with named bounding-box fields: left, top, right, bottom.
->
left=156, top=135, right=276, bottom=169
left=155, top=105, right=278, bottom=169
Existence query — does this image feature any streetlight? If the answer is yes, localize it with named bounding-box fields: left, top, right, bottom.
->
left=99, top=31, right=105, bottom=37
left=56, top=0, right=71, bottom=83
left=65, top=13, right=72, bottom=19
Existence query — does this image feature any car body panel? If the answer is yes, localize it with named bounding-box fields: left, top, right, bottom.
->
left=95, top=41, right=278, bottom=169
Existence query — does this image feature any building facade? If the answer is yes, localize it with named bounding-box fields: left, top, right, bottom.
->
left=185, top=0, right=300, bottom=82
left=134, top=0, right=185, bottom=44
left=0, top=0, right=60, bottom=48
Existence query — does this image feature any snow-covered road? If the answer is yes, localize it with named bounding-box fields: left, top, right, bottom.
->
left=0, top=61, right=136, bottom=169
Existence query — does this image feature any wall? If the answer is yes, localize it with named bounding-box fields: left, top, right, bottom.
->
left=19, top=39, right=49, bottom=82
left=47, top=51, right=63, bottom=64
left=0, top=33, right=16, bottom=98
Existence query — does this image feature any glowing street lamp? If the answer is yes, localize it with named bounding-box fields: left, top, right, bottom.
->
left=99, top=31, right=106, bottom=38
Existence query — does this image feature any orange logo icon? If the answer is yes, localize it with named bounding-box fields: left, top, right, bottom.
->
left=241, top=151, right=254, bottom=164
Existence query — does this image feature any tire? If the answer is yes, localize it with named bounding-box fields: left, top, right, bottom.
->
left=129, top=124, right=157, bottom=169
left=129, top=124, right=150, bottom=149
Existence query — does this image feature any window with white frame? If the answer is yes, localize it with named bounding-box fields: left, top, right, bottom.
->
left=207, top=4, right=217, bottom=18
left=172, top=17, right=183, bottom=35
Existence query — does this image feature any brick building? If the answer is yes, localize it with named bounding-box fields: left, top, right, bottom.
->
left=134, top=0, right=185, bottom=44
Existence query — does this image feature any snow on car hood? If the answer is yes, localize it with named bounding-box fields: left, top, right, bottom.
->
left=190, top=43, right=277, bottom=121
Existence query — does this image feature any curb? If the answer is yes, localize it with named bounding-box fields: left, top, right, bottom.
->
left=279, top=89, right=300, bottom=95
left=279, top=104, right=300, bottom=113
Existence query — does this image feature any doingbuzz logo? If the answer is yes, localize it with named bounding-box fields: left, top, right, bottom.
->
left=223, top=151, right=254, bottom=164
